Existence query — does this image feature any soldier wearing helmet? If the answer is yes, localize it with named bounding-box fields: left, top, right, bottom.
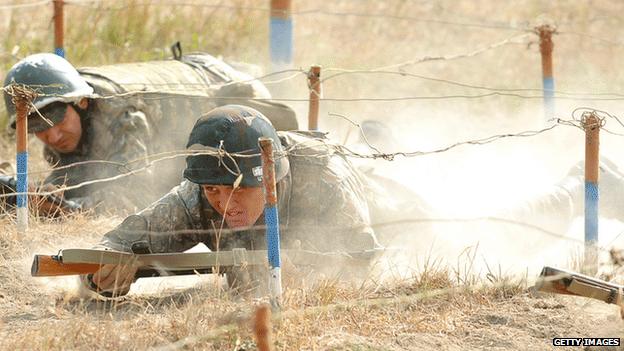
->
left=2, top=53, right=297, bottom=214
left=83, top=105, right=380, bottom=297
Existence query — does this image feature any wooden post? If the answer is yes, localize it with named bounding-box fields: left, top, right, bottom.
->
left=269, top=0, right=292, bottom=71
left=307, top=65, right=321, bottom=130
left=13, top=88, right=32, bottom=233
left=253, top=304, right=273, bottom=351
left=582, top=111, right=600, bottom=274
left=53, top=0, right=65, bottom=57
left=259, top=137, right=282, bottom=308
left=537, top=25, right=555, bottom=124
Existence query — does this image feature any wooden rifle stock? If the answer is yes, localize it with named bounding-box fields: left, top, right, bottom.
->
left=31, top=248, right=377, bottom=279
left=32, top=255, right=103, bottom=277
left=536, top=266, right=623, bottom=306
left=31, top=253, right=220, bottom=278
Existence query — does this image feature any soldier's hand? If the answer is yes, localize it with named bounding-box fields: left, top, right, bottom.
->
left=0, top=175, right=17, bottom=206
left=88, top=260, right=139, bottom=297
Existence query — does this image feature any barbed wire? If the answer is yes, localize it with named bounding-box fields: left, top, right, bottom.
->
left=3, top=33, right=624, bottom=101
left=47, top=213, right=607, bottom=257
left=60, top=0, right=529, bottom=32
left=3, top=0, right=624, bottom=56
left=0, top=116, right=590, bottom=199
left=291, top=9, right=529, bottom=32
left=569, top=107, right=624, bottom=137
left=7, top=80, right=624, bottom=106
left=12, top=89, right=624, bottom=104
left=557, top=30, right=624, bottom=48
left=4, top=103, right=623, bottom=186
left=333, top=32, right=532, bottom=72
left=319, top=69, right=624, bottom=98
left=0, top=0, right=49, bottom=10
left=337, top=121, right=563, bottom=161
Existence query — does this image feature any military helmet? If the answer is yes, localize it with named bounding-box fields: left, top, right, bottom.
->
left=3, top=53, right=93, bottom=131
left=184, top=105, right=289, bottom=187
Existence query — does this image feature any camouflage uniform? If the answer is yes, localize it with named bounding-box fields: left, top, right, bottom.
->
left=42, top=54, right=297, bottom=212
left=98, top=131, right=379, bottom=256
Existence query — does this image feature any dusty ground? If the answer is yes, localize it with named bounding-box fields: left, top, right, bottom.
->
left=0, top=217, right=622, bottom=350
left=2, top=1, right=624, bottom=349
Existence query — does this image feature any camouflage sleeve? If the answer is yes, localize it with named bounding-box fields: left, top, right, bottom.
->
left=317, top=155, right=380, bottom=252
left=96, top=181, right=206, bottom=253
left=90, top=109, right=155, bottom=211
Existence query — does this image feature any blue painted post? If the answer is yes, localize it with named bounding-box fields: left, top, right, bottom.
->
left=583, top=112, right=600, bottom=274
left=53, top=0, right=65, bottom=57
left=14, top=93, right=29, bottom=232
left=270, top=0, right=293, bottom=71
left=538, top=25, right=555, bottom=124
left=259, top=137, right=282, bottom=307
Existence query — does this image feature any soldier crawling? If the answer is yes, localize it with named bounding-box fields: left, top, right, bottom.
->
left=1, top=53, right=297, bottom=215
left=82, top=105, right=381, bottom=297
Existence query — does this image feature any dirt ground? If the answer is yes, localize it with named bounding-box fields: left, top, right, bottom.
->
left=2, top=1, right=624, bottom=349
left=0, top=217, right=622, bottom=351
left=1, top=277, right=622, bottom=350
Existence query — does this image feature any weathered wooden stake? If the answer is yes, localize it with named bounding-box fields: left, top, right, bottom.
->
left=537, top=25, right=555, bottom=124
left=253, top=304, right=273, bottom=351
left=269, top=0, right=292, bottom=71
left=307, top=65, right=321, bottom=130
left=259, top=137, right=282, bottom=308
left=53, top=0, right=65, bottom=57
left=582, top=111, right=600, bottom=274
left=13, top=90, right=30, bottom=233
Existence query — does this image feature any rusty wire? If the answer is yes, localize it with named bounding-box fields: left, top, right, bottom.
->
left=4, top=84, right=37, bottom=107
left=0, top=116, right=593, bottom=199
left=0, top=111, right=617, bottom=184
left=327, top=33, right=532, bottom=74
left=61, top=0, right=529, bottom=32
left=0, top=0, right=50, bottom=10
left=6, top=86, right=624, bottom=104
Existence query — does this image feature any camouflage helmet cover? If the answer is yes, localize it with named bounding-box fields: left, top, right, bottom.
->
left=184, top=105, right=289, bottom=187
left=3, top=53, right=93, bottom=130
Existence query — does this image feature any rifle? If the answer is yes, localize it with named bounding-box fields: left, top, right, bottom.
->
left=535, top=266, right=624, bottom=317
left=31, top=248, right=375, bottom=278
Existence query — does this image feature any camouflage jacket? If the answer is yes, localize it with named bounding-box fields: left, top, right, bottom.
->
left=98, top=131, right=379, bottom=254
left=43, top=54, right=297, bottom=212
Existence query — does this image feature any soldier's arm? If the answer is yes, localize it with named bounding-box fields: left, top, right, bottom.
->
left=58, top=109, right=156, bottom=212
left=97, top=181, right=205, bottom=254
left=0, top=174, right=81, bottom=216
left=83, top=182, right=206, bottom=297
left=318, top=157, right=380, bottom=253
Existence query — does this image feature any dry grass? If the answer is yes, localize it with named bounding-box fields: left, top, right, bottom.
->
left=3, top=0, right=624, bottom=349
left=1, top=216, right=623, bottom=349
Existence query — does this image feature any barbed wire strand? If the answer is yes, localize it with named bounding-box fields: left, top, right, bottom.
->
left=3, top=1, right=624, bottom=54
left=326, top=33, right=532, bottom=73
left=319, top=69, right=624, bottom=98
left=336, top=121, right=562, bottom=161
left=14, top=89, right=624, bottom=104
left=61, top=0, right=529, bottom=32
left=0, top=117, right=588, bottom=199
left=0, top=0, right=50, bottom=10
left=557, top=30, right=624, bottom=48
left=63, top=213, right=611, bottom=257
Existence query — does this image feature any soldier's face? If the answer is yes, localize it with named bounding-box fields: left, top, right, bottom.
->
left=202, top=185, right=265, bottom=228
left=34, top=104, right=82, bottom=153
